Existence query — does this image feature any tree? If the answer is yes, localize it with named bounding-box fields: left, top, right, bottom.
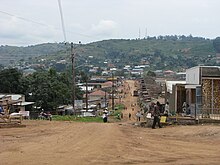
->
left=20, top=68, right=83, bottom=112
left=146, top=70, right=156, bottom=77
left=0, top=68, right=22, bottom=93
left=213, top=37, right=220, bottom=53
left=0, top=64, right=3, bottom=70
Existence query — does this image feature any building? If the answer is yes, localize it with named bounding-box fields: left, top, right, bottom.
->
left=83, top=89, right=109, bottom=109
left=87, top=90, right=106, bottom=101
left=101, top=81, right=113, bottom=90
left=165, top=81, right=186, bottom=114
left=165, top=66, right=220, bottom=120
left=186, top=66, right=220, bottom=120
left=0, top=94, right=34, bottom=113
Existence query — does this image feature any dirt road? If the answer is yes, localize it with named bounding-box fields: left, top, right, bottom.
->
left=1, top=80, right=220, bottom=165
left=119, top=80, right=141, bottom=121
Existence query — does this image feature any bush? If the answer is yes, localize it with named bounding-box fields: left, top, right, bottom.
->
left=52, top=115, right=103, bottom=122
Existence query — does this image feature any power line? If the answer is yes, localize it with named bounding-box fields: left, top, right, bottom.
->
left=57, top=0, right=67, bottom=42
left=0, top=10, right=48, bottom=27
left=0, top=10, right=96, bottom=40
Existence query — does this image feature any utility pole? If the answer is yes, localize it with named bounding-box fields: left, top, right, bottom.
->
left=71, top=42, right=76, bottom=115
left=104, top=89, right=107, bottom=108
left=112, top=72, right=115, bottom=111
left=85, top=76, right=88, bottom=112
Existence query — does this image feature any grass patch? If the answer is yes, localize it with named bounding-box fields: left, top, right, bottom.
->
left=111, top=110, right=122, bottom=116
left=52, top=115, right=103, bottom=122
left=109, top=104, right=124, bottom=117
left=114, top=104, right=125, bottom=110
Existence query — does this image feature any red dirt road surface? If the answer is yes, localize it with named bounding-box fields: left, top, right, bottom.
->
left=1, top=80, right=220, bottom=165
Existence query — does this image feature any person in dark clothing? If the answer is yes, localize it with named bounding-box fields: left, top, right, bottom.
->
left=0, top=105, right=4, bottom=115
left=129, top=113, right=131, bottom=120
left=186, top=104, right=191, bottom=115
left=102, top=113, right=108, bottom=123
left=152, top=101, right=162, bottom=129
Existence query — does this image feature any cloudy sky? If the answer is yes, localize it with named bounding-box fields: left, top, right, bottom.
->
left=0, top=0, right=219, bottom=46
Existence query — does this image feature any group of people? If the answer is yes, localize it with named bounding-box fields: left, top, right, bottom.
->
left=38, top=111, right=52, bottom=121
left=182, top=102, right=191, bottom=115
left=101, top=101, right=167, bottom=128
left=148, top=101, right=170, bottom=129
left=127, top=101, right=165, bottom=129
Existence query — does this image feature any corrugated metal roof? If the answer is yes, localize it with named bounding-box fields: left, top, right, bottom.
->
left=89, top=90, right=106, bottom=96
left=13, top=102, right=34, bottom=106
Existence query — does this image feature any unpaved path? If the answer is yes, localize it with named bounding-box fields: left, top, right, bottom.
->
left=1, top=80, right=220, bottom=165
left=119, top=80, right=141, bottom=121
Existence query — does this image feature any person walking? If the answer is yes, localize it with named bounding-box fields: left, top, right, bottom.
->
left=164, top=102, right=169, bottom=117
left=102, top=112, right=108, bottom=123
left=152, top=101, right=162, bottom=129
left=136, top=111, right=141, bottom=122
left=128, top=113, right=131, bottom=120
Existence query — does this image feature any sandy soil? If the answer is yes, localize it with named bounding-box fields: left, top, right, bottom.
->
left=1, top=80, right=220, bottom=165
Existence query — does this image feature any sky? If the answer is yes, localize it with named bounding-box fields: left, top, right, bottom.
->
left=0, top=0, right=220, bottom=46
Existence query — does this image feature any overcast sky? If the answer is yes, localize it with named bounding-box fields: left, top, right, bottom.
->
left=0, top=0, right=219, bottom=46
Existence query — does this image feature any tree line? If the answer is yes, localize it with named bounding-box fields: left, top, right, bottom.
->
left=0, top=68, right=83, bottom=112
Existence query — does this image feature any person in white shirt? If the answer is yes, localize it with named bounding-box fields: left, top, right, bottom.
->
left=102, top=112, right=108, bottom=123
left=136, top=111, right=141, bottom=121
left=164, top=102, right=169, bottom=117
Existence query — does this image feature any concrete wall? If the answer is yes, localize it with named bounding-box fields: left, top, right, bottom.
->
left=186, top=66, right=200, bottom=84
left=165, top=85, right=176, bottom=115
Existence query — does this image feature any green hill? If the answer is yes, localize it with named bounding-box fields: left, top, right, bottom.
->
left=0, top=43, right=67, bottom=65
left=0, top=35, right=218, bottom=70
left=76, top=36, right=216, bottom=70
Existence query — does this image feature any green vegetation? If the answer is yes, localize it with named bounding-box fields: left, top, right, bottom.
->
left=114, top=104, right=125, bottom=110
left=52, top=115, right=103, bottom=122
left=82, top=36, right=216, bottom=70
left=111, top=104, right=125, bottom=120
left=0, top=43, right=68, bottom=66
left=213, top=37, right=220, bottom=53
left=111, top=110, right=122, bottom=116
left=0, top=68, right=83, bottom=112
left=1, top=35, right=219, bottom=71
left=0, top=68, right=22, bottom=93
left=146, top=70, right=156, bottom=77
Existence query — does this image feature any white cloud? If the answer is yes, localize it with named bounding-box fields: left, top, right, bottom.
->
left=91, top=20, right=118, bottom=37
left=1, top=0, right=220, bottom=45
left=0, top=13, right=62, bottom=45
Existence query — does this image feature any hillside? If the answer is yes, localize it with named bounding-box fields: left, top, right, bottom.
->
left=0, top=43, right=67, bottom=65
left=0, top=35, right=218, bottom=70
left=84, top=37, right=216, bottom=70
